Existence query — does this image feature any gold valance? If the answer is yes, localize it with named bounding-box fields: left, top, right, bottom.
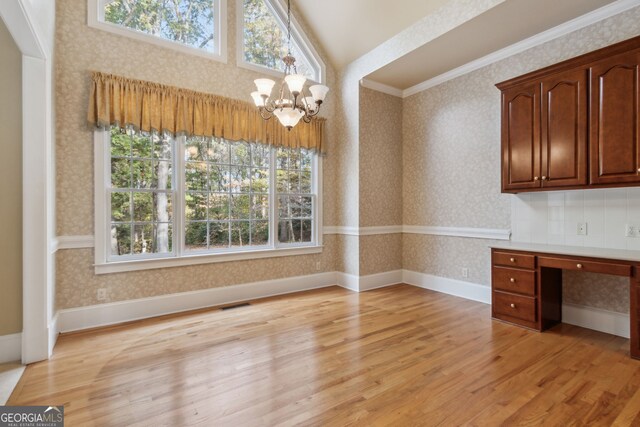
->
left=87, top=71, right=325, bottom=151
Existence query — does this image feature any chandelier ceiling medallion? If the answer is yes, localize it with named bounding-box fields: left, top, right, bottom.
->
left=250, top=0, right=329, bottom=130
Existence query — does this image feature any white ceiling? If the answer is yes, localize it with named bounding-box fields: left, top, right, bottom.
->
left=294, top=0, right=452, bottom=69
left=365, top=0, right=618, bottom=90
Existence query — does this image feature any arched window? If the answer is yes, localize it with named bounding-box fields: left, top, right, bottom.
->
left=238, top=0, right=325, bottom=83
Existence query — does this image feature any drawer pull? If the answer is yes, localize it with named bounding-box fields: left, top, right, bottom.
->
left=510, top=278, right=516, bottom=283
left=510, top=258, right=516, bottom=263
left=510, top=303, right=516, bottom=308
left=577, top=263, right=583, bottom=269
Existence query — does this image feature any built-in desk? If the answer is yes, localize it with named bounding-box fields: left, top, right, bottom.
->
left=489, top=242, right=640, bottom=359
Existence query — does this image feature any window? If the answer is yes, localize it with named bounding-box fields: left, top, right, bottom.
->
left=88, top=0, right=227, bottom=61
left=95, top=126, right=322, bottom=273
left=237, top=0, right=324, bottom=83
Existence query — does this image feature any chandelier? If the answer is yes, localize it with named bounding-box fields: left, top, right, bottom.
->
left=250, top=0, right=329, bottom=130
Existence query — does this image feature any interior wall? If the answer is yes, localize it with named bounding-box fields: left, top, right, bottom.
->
left=401, top=6, right=640, bottom=308
left=54, top=0, right=338, bottom=309
left=0, top=19, right=23, bottom=336
left=358, top=86, right=403, bottom=276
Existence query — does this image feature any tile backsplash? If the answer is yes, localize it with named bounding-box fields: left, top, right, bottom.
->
left=511, top=188, right=640, bottom=250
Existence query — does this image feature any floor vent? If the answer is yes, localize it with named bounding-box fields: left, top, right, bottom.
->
left=221, top=303, right=251, bottom=311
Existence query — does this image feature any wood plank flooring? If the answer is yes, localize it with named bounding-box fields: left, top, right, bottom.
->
left=9, top=284, right=640, bottom=426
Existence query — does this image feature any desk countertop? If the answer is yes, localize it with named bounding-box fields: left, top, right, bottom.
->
left=490, top=242, right=640, bottom=263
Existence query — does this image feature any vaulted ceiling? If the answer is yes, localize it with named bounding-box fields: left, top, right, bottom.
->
left=295, top=0, right=451, bottom=69
left=295, top=0, right=623, bottom=92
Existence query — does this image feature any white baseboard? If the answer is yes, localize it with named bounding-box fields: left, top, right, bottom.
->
left=336, top=270, right=403, bottom=292
left=0, top=333, right=22, bottom=363
left=336, top=272, right=359, bottom=291
left=563, top=303, right=630, bottom=338
left=403, top=270, right=491, bottom=304
left=58, top=272, right=337, bottom=333
left=54, top=269, right=633, bottom=342
left=48, top=314, right=59, bottom=356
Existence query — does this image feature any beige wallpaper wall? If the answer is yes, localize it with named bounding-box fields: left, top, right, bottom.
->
left=54, top=0, right=340, bottom=309
left=402, top=6, right=640, bottom=313
left=0, top=20, right=23, bottom=336
left=357, top=86, right=403, bottom=276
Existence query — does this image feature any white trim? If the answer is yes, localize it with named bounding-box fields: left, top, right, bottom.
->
left=48, top=313, right=59, bottom=355
left=323, top=225, right=510, bottom=240
left=563, top=303, right=630, bottom=339
left=95, top=245, right=324, bottom=274
left=402, top=226, right=511, bottom=240
left=360, top=79, right=403, bottom=97
left=336, top=272, right=360, bottom=292
left=58, top=272, right=337, bottom=332
left=403, top=270, right=492, bottom=304
left=0, top=1, right=46, bottom=59
left=54, top=235, right=95, bottom=251
left=87, top=0, right=228, bottom=64
left=336, top=269, right=403, bottom=292
left=235, top=0, right=326, bottom=84
left=400, top=0, right=640, bottom=98
left=0, top=333, right=22, bottom=364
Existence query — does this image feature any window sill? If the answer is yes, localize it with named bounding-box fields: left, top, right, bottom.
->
left=94, top=245, right=324, bottom=275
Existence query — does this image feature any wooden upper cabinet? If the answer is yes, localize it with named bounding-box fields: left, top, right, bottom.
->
left=540, top=68, right=588, bottom=188
left=497, top=35, right=640, bottom=193
left=589, top=50, right=640, bottom=185
left=501, top=83, right=541, bottom=192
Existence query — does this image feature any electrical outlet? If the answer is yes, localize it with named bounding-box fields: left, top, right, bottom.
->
left=626, top=224, right=637, bottom=238
left=97, top=288, right=107, bottom=301
left=315, top=261, right=321, bottom=271
left=577, top=222, right=588, bottom=236
left=462, top=268, right=469, bottom=278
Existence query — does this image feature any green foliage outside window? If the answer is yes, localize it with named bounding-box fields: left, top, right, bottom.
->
left=104, top=0, right=217, bottom=51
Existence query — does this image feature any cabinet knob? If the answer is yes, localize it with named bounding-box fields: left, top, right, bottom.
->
left=534, top=176, right=539, bottom=181
left=577, top=263, right=583, bottom=269
left=510, top=257, right=516, bottom=263
left=637, top=168, right=640, bottom=173
left=510, top=278, right=516, bottom=283
left=510, top=303, right=516, bottom=308
left=542, top=176, right=548, bottom=181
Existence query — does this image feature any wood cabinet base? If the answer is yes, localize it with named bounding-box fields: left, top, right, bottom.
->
left=491, top=248, right=640, bottom=360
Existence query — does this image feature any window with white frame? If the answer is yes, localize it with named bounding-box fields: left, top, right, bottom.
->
left=97, top=126, right=321, bottom=271
left=238, top=0, right=324, bottom=83
left=88, top=0, right=227, bottom=60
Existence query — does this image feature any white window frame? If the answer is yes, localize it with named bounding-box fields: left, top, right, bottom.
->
left=87, top=0, right=228, bottom=63
left=94, top=129, right=323, bottom=274
left=236, top=0, right=326, bottom=84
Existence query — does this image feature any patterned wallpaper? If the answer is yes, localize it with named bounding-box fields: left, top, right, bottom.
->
left=359, top=87, right=403, bottom=228
left=57, top=236, right=339, bottom=308
left=54, top=0, right=339, bottom=309
left=401, top=6, right=640, bottom=313
left=360, top=234, right=403, bottom=276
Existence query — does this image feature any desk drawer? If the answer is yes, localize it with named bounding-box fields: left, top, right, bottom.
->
left=493, top=251, right=536, bottom=270
left=493, top=291, right=537, bottom=323
left=493, top=267, right=536, bottom=296
left=539, top=257, right=632, bottom=277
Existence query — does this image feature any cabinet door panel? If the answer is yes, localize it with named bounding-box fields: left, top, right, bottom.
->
left=502, top=84, right=541, bottom=191
left=590, top=51, right=640, bottom=184
left=541, top=69, right=588, bottom=188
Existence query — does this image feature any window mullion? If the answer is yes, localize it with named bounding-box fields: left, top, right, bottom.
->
left=269, top=146, right=277, bottom=249
left=176, top=135, right=186, bottom=258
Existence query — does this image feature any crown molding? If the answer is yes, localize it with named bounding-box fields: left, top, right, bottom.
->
left=360, top=78, right=404, bottom=97
left=396, top=0, right=640, bottom=98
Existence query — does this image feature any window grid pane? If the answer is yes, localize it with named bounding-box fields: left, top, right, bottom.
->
left=102, top=0, right=218, bottom=53
left=109, top=127, right=175, bottom=258
left=184, top=137, right=271, bottom=251
left=276, top=147, right=314, bottom=244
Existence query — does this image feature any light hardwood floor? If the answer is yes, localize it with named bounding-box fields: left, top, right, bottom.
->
left=9, top=285, right=640, bottom=426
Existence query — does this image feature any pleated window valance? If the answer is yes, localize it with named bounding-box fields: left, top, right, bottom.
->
left=87, top=71, right=325, bottom=151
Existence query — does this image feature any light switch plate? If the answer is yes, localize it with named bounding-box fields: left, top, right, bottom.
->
left=626, top=225, right=637, bottom=238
